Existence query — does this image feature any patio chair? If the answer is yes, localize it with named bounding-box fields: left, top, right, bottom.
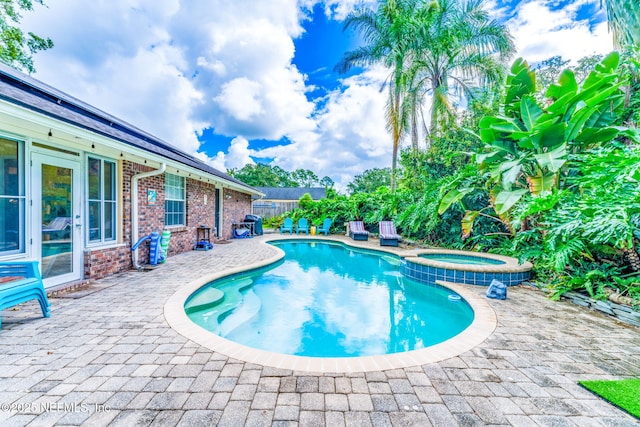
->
left=280, top=218, right=294, bottom=234
left=379, top=221, right=402, bottom=247
left=296, top=218, right=309, bottom=235
left=348, top=221, right=369, bottom=241
left=42, top=217, right=71, bottom=240
left=316, top=218, right=332, bottom=236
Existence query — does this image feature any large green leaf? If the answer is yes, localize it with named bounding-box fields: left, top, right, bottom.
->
left=574, top=127, right=620, bottom=146
left=515, top=136, right=535, bottom=150
left=546, top=69, right=578, bottom=100
left=475, top=151, right=503, bottom=166
left=461, top=210, right=480, bottom=238
left=534, top=144, right=567, bottom=173
left=566, top=103, right=604, bottom=143
left=485, top=117, right=524, bottom=134
left=537, top=123, right=567, bottom=150
left=499, top=160, right=523, bottom=188
left=504, top=59, right=536, bottom=113
left=546, top=90, right=575, bottom=115
left=438, top=188, right=474, bottom=215
left=582, top=52, right=619, bottom=89
left=520, top=95, right=543, bottom=131
left=481, top=140, right=518, bottom=157
left=527, top=173, right=557, bottom=195
left=494, top=189, right=527, bottom=214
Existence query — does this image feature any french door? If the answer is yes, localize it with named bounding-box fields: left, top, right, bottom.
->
left=31, top=152, right=82, bottom=288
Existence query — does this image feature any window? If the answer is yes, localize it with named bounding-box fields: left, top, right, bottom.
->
left=165, top=173, right=185, bottom=226
left=0, top=138, right=24, bottom=255
left=87, top=156, right=117, bottom=243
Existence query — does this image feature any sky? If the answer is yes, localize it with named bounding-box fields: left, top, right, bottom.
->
left=20, top=0, right=613, bottom=191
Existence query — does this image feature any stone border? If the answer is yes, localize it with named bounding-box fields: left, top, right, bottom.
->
left=563, top=291, right=640, bottom=328
left=164, top=236, right=497, bottom=373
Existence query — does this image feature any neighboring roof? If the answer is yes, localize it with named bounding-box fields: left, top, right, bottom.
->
left=0, top=63, right=258, bottom=195
left=254, top=187, right=326, bottom=201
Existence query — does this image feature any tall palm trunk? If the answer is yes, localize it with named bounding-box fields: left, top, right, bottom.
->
left=624, top=248, right=640, bottom=271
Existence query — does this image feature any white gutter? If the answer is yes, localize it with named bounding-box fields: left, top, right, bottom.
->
left=131, top=163, right=166, bottom=270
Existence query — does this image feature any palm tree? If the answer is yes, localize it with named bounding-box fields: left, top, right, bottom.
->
left=336, top=0, right=514, bottom=187
left=601, top=0, right=640, bottom=49
left=335, top=0, right=422, bottom=190
left=407, top=0, right=515, bottom=144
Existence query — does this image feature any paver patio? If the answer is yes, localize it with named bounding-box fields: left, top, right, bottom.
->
left=0, top=234, right=639, bottom=426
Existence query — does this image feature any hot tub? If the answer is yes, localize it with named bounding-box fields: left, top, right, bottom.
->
left=401, top=249, right=532, bottom=286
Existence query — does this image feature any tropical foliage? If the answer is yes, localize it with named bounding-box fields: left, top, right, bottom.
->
left=263, top=1, right=640, bottom=306
left=447, top=52, right=630, bottom=218
left=601, top=0, right=640, bottom=49
left=437, top=53, right=640, bottom=302
left=277, top=51, right=639, bottom=306
left=347, top=168, right=392, bottom=194
left=0, top=0, right=53, bottom=73
left=336, top=0, right=514, bottom=188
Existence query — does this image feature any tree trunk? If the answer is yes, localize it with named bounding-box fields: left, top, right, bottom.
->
left=623, top=248, right=640, bottom=271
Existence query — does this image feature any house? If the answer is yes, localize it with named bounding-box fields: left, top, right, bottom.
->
left=252, top=187, right=326, bottom=219
left=0, top=63, right=262, bottom=290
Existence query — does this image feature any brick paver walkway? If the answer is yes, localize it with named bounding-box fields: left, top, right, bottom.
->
left=1, top=234, right=639, bottom=426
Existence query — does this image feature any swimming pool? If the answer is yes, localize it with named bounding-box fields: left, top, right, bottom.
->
left=186, top=241, right=474, bottom=358
left=165, top=235, right=497, bottom=372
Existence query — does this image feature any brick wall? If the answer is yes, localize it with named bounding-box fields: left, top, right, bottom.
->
left=83, top=160, right=250, bottom=281
left=222, top=189, right=253, bottom=239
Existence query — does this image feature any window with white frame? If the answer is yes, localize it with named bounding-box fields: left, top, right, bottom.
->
left=0, top=138, right=24, bottom=255
left=165, top=173, right=185, bottom=226
left=87, top=156, right=117, bottom=243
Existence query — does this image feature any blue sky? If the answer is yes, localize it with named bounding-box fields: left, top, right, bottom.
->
left=21, top=0, right=613, bottom=190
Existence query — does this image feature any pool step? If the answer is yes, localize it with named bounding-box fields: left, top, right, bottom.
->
left=218, top=289, right=261, bottom=336
left=185, top=278, right=255, bottom=333
left=184, top=287, right=224, bottom=314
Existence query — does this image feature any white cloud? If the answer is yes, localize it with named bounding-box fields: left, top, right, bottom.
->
left=252, top=66, right=390, bottom=191
left=220, top=136, right=256, bottom=170
left=505, top=0, right=613, bottom=64
left=18, top=0, right=615, bottom=192
left=321, top=0, right=378, bottom=20
left=215, top=78, right=265, bottom=122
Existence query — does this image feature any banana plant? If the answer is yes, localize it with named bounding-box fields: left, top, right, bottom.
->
left=440, top=52, right=631, bottom=237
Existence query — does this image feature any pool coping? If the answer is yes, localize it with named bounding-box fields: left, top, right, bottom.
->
left=404, top=248, right=533, bottom=273
left=164, top=235, right=498, bottom=373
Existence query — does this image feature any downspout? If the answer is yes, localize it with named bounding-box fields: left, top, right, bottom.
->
left=131, top=163, right=166, bottom=270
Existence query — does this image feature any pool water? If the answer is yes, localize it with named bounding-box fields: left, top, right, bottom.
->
left=186, top=241, right=474, bottom=358
left=418, top=253, right=505, bottom=265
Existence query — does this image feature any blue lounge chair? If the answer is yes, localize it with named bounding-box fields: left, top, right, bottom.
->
left=280, top=218, right=294, bottom=234
left=379, top=221, right=402, bottom=247
left=296, top=218, right=310, bottom=234
left=348, top=221, right=369, bottom=241
left=316, top=218, right=332, bottom=235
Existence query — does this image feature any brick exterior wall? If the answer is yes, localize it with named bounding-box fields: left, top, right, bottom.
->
left=82, top=160, right=252, bottom=281
left=222, top=189, right=253, bottom=239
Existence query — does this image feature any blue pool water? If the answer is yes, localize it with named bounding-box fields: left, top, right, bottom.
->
left=186, top=241, right=474, bottom=358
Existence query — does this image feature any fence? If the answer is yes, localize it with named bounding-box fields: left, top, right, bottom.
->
left=252, top=202, right=299, bottom=219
